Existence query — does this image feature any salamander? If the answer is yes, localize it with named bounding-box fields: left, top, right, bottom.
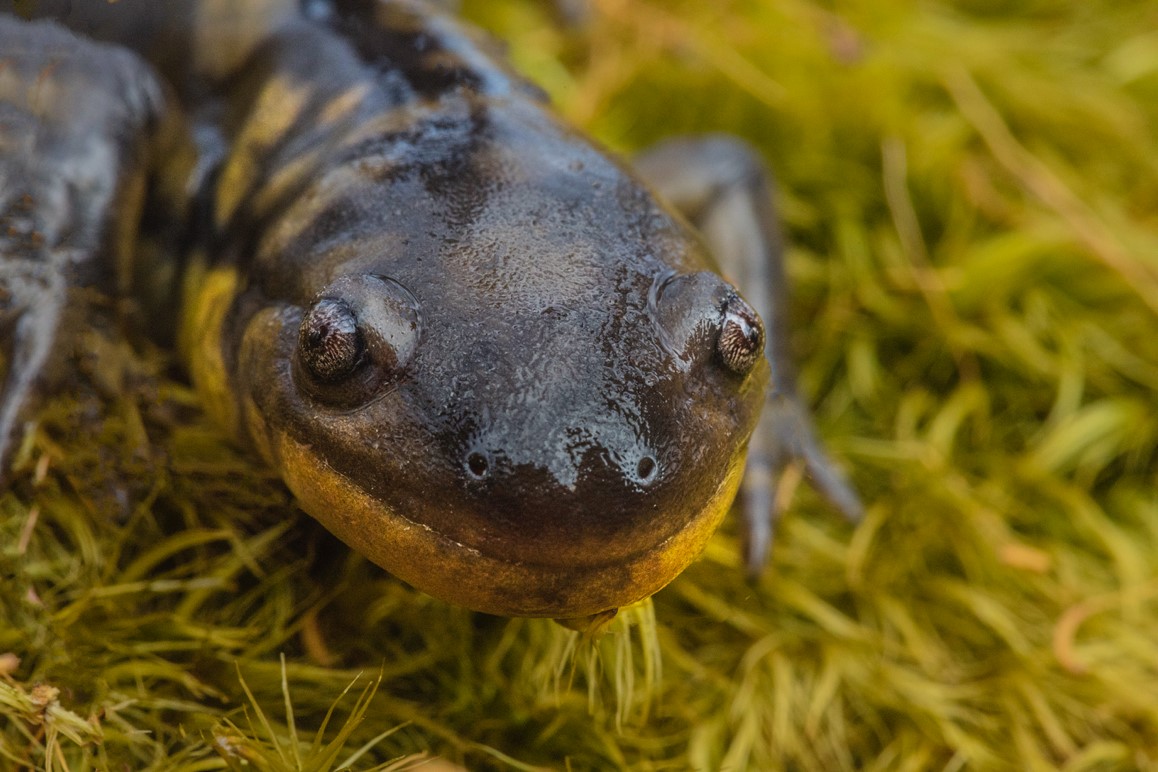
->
left=0, top=0, right=861, bottom=626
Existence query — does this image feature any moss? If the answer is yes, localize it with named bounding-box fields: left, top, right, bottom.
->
left=4, top=0, right=1158, bottom=768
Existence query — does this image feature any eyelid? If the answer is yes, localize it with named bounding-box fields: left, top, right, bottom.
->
left=292, top=274, right=422, bottom=408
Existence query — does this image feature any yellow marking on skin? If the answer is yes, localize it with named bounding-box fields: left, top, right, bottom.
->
left=318, top=82, right=372, bottom=126
left=221, top=83, right=378, bottom=258
left=640, top=459, right=744, bottom=590
left=179, top=259, right=243, bottom=439
left=334, top=104, right=430, bottom=152
left=237, top=328, right=281, bottom=469
left=254, top=152, right=393, bottom=260
left=249, top=144, right=326, bottom=228
left=241, top=390, right=277, bottom=469
left=247, top=84, right=372, bottom=226
left=274, top=430, right=747, bottom=618
left=215, top=75, right=312, bottom=228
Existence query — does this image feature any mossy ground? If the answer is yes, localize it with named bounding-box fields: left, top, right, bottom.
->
left=4, top=0, right=1158, bottom=769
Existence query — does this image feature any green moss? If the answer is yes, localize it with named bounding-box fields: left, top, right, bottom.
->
left=4, top=0, right=1158, bottom=768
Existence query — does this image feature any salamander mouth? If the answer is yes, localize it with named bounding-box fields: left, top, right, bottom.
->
left=273, top=430, right=746, bottom=617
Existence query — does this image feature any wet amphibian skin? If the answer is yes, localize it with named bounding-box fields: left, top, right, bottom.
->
left=0, top=0, right=860, bottom=626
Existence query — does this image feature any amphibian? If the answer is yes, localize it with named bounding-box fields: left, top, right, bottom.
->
left=0, top=0, right=861, bottom=624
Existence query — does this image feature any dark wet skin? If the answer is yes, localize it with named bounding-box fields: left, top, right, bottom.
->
left=0, top=0, right=859, bottom=623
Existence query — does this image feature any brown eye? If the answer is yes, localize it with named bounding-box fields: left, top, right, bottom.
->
left=717, top=294, right=764, bottom=375
left=299, top=298, right=363, bottom=382
left=292, top=274, right=420, bottom=409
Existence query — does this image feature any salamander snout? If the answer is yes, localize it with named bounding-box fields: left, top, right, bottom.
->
left=426, top=268, right=769, bottom=577
left=457, top=429, right=660, bottom=490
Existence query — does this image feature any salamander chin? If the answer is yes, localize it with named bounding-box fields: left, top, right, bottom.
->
left=273, top=429, right=748, bottom=618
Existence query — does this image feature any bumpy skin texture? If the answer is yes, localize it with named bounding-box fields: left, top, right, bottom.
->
left=1, top=0, right=780, bottom=618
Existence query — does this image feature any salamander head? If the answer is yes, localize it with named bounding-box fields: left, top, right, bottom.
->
left=218, top=103, right=769, bottom=618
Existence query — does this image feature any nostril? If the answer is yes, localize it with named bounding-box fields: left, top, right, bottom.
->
left=466, top=451, right=490, bottom=480
left=635, top=455, right=658, bottom=485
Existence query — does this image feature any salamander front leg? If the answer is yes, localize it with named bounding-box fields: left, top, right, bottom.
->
left=0, top=249, right=66, bottom=472
left=633, top=135, right=862, bottom=573
left=0, top=17, right=179, bottom=475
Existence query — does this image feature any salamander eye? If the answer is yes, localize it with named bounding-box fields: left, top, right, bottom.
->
left=293, top=274, right=421, bottom=408
left=299, top=299, right=364, bottom=382
left=717, top=293, right=764, bottom=375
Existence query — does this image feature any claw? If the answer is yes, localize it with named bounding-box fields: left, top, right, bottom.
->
left=742, top=391, right=862, bottom=575
left=800, top=426, right=864, bottom=525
